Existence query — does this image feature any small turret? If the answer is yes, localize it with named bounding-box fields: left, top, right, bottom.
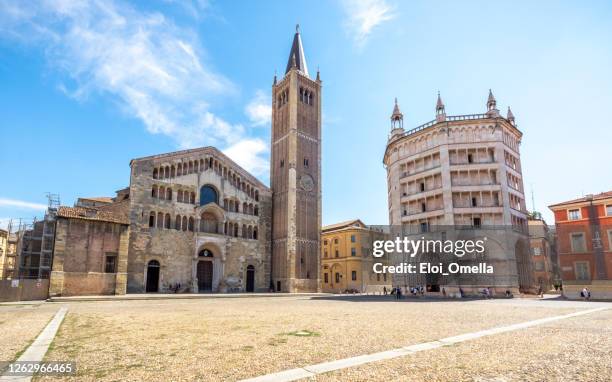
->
left=390, top=98, right=404, bottom=138
left=435, top=91, right=446, bottom=122
left=486, top=89, right=499, bottom=117
left=507, top=106, right=515, bottom=125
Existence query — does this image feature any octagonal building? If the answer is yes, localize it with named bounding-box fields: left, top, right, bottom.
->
left=383, top=91, right=533, bottom=294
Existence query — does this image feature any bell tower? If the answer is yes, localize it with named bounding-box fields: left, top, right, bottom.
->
left=270, top=25, right=321, bottom=292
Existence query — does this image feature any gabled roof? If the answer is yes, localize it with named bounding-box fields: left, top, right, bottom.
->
left=548, top=191, right=612, bottom=209
left=322, top=219, right=366, bottom=232
left=285, top=25, right=309, bottom=77
left=130, top=146, right=269, bottom=190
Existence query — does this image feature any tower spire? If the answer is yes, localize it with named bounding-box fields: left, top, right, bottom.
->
left=390, top=98, right=404, bottom=132
left=507, top=106, right=515, bottom=124
left=285, top=24, right=309, bottom=77
left=486, top=89, right=500, bottom=117
left=487, top=89, right=497, bottom=110
left=436, top=91, right=446, bottom=122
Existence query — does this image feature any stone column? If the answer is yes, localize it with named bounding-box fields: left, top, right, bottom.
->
left=114, top=225, right=130, bottom=295
left=49, top=219, right=67, bottom=297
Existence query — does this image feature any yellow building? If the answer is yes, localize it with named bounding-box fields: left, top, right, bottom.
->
left=0, top=229, right=7, bottom=279
left=321, top=219, right=390, bottom=293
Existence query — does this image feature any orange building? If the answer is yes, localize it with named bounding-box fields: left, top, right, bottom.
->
left=549, top=191, right=612, bottom=299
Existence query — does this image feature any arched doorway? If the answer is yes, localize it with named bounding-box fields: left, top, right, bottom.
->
left=146, top=260, right=160, bottom=292
left=246, top=265, right=255, bottom=292
left=197, top=249, right=214, bottom=292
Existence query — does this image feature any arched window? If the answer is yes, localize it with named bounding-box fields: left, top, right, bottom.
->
left=243, top=202, right=248, bottom=214
left=159, top=186, right=165, bottom=199
left=234, top=224, right=238, bottom=237
left=188, top=217, right=194, bottom=232
left=164, top=213, right=171, bottom=229
left=254, top=205, right=259, bottom=216
left=165, top=166, right=170, bottom=179
left=242, top=224, right=247, bottom=239
left=170, top=166, right=175, bottom=178
left=153, top=168, right=158, bottom=179
left=177, top=190, right=183, bottom=203
left=190, top=192, right=195, bottom=204
left=182, top=216, right=188, bottom=232
left=247, top=226, right=253, bottom=239
left=200, top=212, right=218, bottom=234
left=157, top=212, right=163, bottom=228
left=177, top=163, right=182, bottom=176
left=199, top=185, right=218, bottom=206
left=151, top=185, right=158, bottom=198
left=149, top=212, right=156, bottom=227
left=253, top=227, right=258, bottom=240
left=166, top=188, right=172, bottom=201
left=249, top=203, right=254, bottom=215
left=194, top=161, right=199, bottom=173
left=175, top=215, right=181, bottom=230
left=255, top=190, right=259, bottom=201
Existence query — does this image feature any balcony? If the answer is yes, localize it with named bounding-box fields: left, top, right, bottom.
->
left=401, top=187, right=443, bottom=201
left=400, top=165, right=441, bottom=179
left=402, top=207, right=445, bottom=219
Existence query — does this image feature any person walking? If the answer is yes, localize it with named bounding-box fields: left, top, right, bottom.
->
left=581, top=287, right=589, bottom=301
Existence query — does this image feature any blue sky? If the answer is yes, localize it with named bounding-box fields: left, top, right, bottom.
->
left=1, top=0, right=611, bottom=229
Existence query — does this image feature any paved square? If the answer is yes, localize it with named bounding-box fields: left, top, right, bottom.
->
left=1, top=296, right=610, bottom=381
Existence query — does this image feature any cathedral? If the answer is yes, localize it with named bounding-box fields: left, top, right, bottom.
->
left=48, top=26, right=321, bottom=296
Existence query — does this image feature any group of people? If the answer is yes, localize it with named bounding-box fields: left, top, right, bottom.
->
left=383, top=285, right=426, bottom=300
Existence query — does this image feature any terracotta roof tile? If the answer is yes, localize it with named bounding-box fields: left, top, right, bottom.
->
left=57, top=206, right=129, bottom=225
left=548, top=191, right=612, bottom=208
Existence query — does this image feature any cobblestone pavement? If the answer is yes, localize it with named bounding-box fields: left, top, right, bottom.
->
left=17, top=295, right=609, bottom=381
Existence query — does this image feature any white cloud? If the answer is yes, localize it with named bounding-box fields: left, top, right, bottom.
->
left=223, top=139, right=269, bottom=177
left=245, top=90, right=272, bottom=127
left=340, top=0, right=395, bottom=48
left=0, top=198, right=47, bottom=211
left=0, top=0, right=269, bottom=176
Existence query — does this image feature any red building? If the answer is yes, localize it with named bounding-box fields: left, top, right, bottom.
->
left=549, top=191, right=612, bottom=299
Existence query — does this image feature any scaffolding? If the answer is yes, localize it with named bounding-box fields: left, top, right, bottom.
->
left=3, top=194, right=59, bottom=280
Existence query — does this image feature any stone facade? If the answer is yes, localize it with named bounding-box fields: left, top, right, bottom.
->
left=127, top=147, right=272, bottom=293
left=383, top=92, right=531, bottom=294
